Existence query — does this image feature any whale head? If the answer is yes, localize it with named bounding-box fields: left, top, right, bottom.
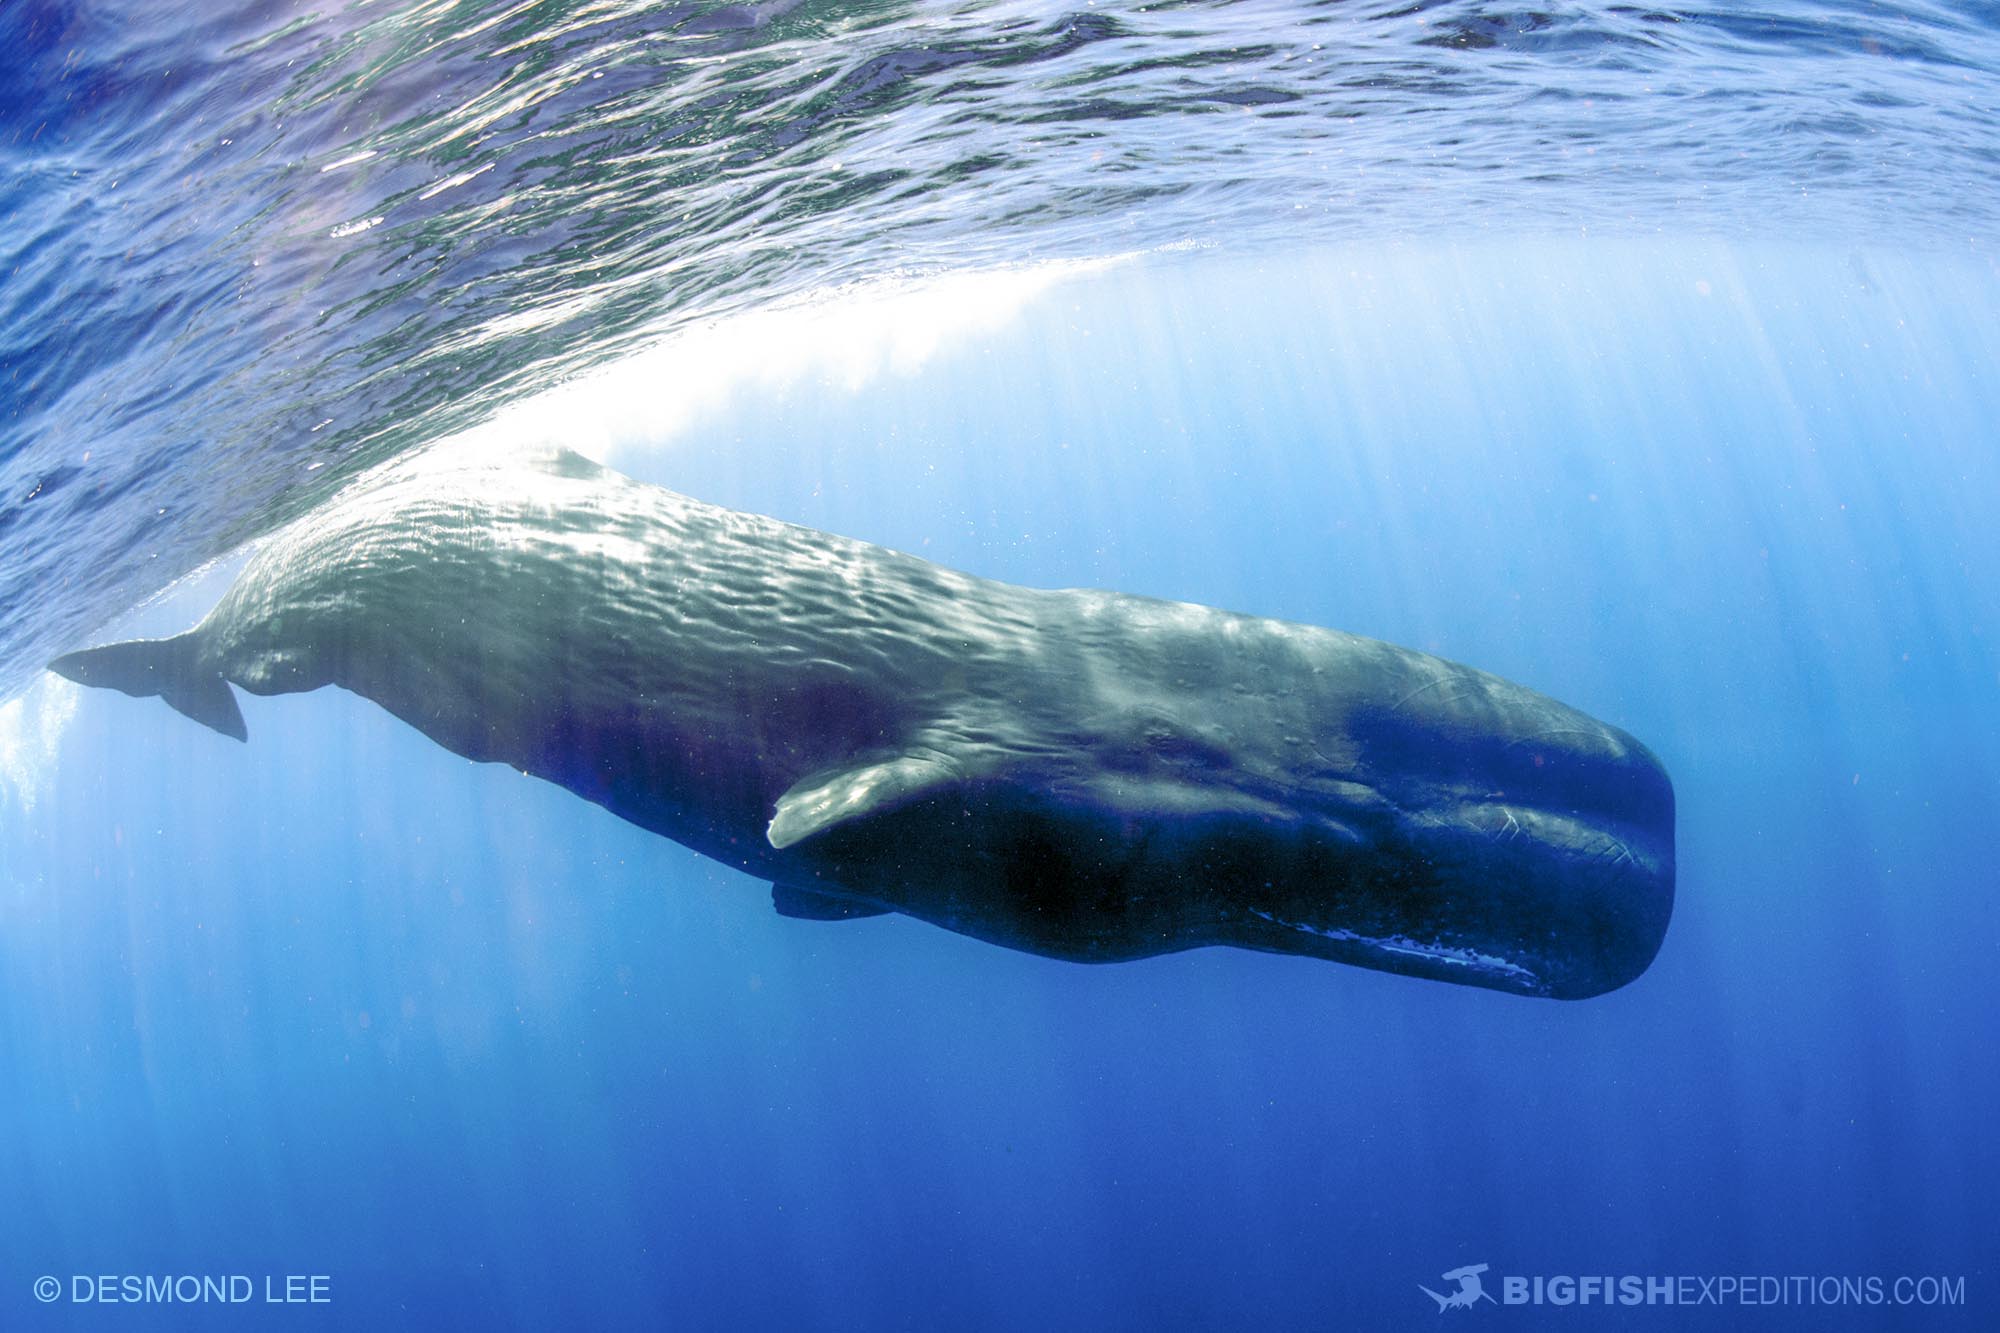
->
left=1208, top=676, right=1677, bottom=1000
left=771, top=660, right=1674, bottom=1000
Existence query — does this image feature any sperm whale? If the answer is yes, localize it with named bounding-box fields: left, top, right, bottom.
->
left=51, top=447, right=1674, bottom=998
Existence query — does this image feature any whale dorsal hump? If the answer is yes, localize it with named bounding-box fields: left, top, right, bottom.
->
left=535, top=446, right=608, bottom=480
left=766, top=752, right=959, bottom=850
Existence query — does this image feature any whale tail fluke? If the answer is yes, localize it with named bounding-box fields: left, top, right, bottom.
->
left=48, top=632, right=247, bottom=742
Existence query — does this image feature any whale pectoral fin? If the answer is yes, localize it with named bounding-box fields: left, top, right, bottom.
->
left=767, top=753, right=959, bottom=850
left=770, top=884, right=892, bottom=921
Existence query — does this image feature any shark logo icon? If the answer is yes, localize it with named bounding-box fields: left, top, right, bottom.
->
left=1420, top=1263, right=1497, bottom=1312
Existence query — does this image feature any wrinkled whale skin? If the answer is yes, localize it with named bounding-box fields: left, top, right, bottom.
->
left=52, top=449, right=1674, bottom=999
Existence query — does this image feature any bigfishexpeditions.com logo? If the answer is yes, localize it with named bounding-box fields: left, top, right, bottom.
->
left=1418, top=1263, right=1967, bottom=1312
left=1420, top=1264, right=1497, bottom=1312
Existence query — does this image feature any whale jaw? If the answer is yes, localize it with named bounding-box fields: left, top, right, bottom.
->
left=1225, top=806, right=1674, bottom=1001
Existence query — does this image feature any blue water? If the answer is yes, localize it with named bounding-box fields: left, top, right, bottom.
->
left=4, top=3, right=1999, bottom=1330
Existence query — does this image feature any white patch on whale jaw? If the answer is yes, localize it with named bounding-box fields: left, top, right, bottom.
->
left=1245, top=907, right=1551, bottom=996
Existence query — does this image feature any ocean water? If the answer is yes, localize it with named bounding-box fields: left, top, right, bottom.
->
left=2, top=2, right=1997, bottom=1330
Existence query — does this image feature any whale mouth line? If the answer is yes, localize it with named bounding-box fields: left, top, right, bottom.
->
left=1245, top=907, right=1551, bottom=996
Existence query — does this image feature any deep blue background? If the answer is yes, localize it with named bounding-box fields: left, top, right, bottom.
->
left=2, top=242, right=1995, bottom=1328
